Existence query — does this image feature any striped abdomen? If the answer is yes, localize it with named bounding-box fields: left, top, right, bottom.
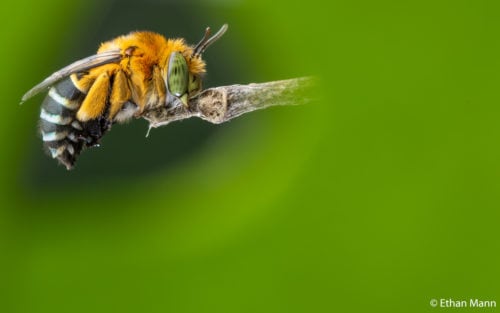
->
left=39, top=76, right=109, bottom=170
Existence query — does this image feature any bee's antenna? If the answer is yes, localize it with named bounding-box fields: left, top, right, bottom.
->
left=193, top=27, right=211, bottom=56
left=192, top=24, right=228, bottom=58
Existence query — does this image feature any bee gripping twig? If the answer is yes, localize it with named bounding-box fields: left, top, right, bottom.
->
left=143, top=77, right=315, bottom=128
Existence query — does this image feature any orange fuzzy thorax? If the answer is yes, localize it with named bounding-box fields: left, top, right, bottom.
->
left=98, top=31, right=206, bottom=78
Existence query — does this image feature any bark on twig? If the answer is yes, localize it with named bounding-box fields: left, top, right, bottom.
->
left=143, top=77, right=314, bottom=129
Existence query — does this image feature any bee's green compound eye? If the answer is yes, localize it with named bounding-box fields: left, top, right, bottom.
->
left=166, top=51, right=188, bottom=106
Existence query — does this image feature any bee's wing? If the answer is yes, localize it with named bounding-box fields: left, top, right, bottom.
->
left=21, top=50, right=122, bottom=103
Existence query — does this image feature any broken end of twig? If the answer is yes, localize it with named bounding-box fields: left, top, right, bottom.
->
left=196, top=88, right=228, bottom=124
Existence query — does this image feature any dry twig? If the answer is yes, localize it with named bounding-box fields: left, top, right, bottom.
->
left=143, top=77, right=314, bottom=130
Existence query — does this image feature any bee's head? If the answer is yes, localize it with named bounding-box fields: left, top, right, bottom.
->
left=165, top=25, right=228, bottom=108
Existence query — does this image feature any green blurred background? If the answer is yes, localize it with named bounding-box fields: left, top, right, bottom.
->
left=1, top=0, right=499, bottom=312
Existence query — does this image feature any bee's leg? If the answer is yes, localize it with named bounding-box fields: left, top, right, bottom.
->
left=75, top=72, right=114, bottom=147
left=109, top=70, right=136, bottom=123
left=152, top=66, right=166, bottom=107
left=71, top=73, right=95, bottom=94
left=76, top=72, right=110, bottom=122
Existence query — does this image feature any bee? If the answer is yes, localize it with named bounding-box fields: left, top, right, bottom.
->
left=22, top=24, right=228, bottom=170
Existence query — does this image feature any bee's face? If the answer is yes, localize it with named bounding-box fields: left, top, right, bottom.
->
left=164, top=51, right=202, bottom=108
left=163, top=24, right=228, bottom=108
